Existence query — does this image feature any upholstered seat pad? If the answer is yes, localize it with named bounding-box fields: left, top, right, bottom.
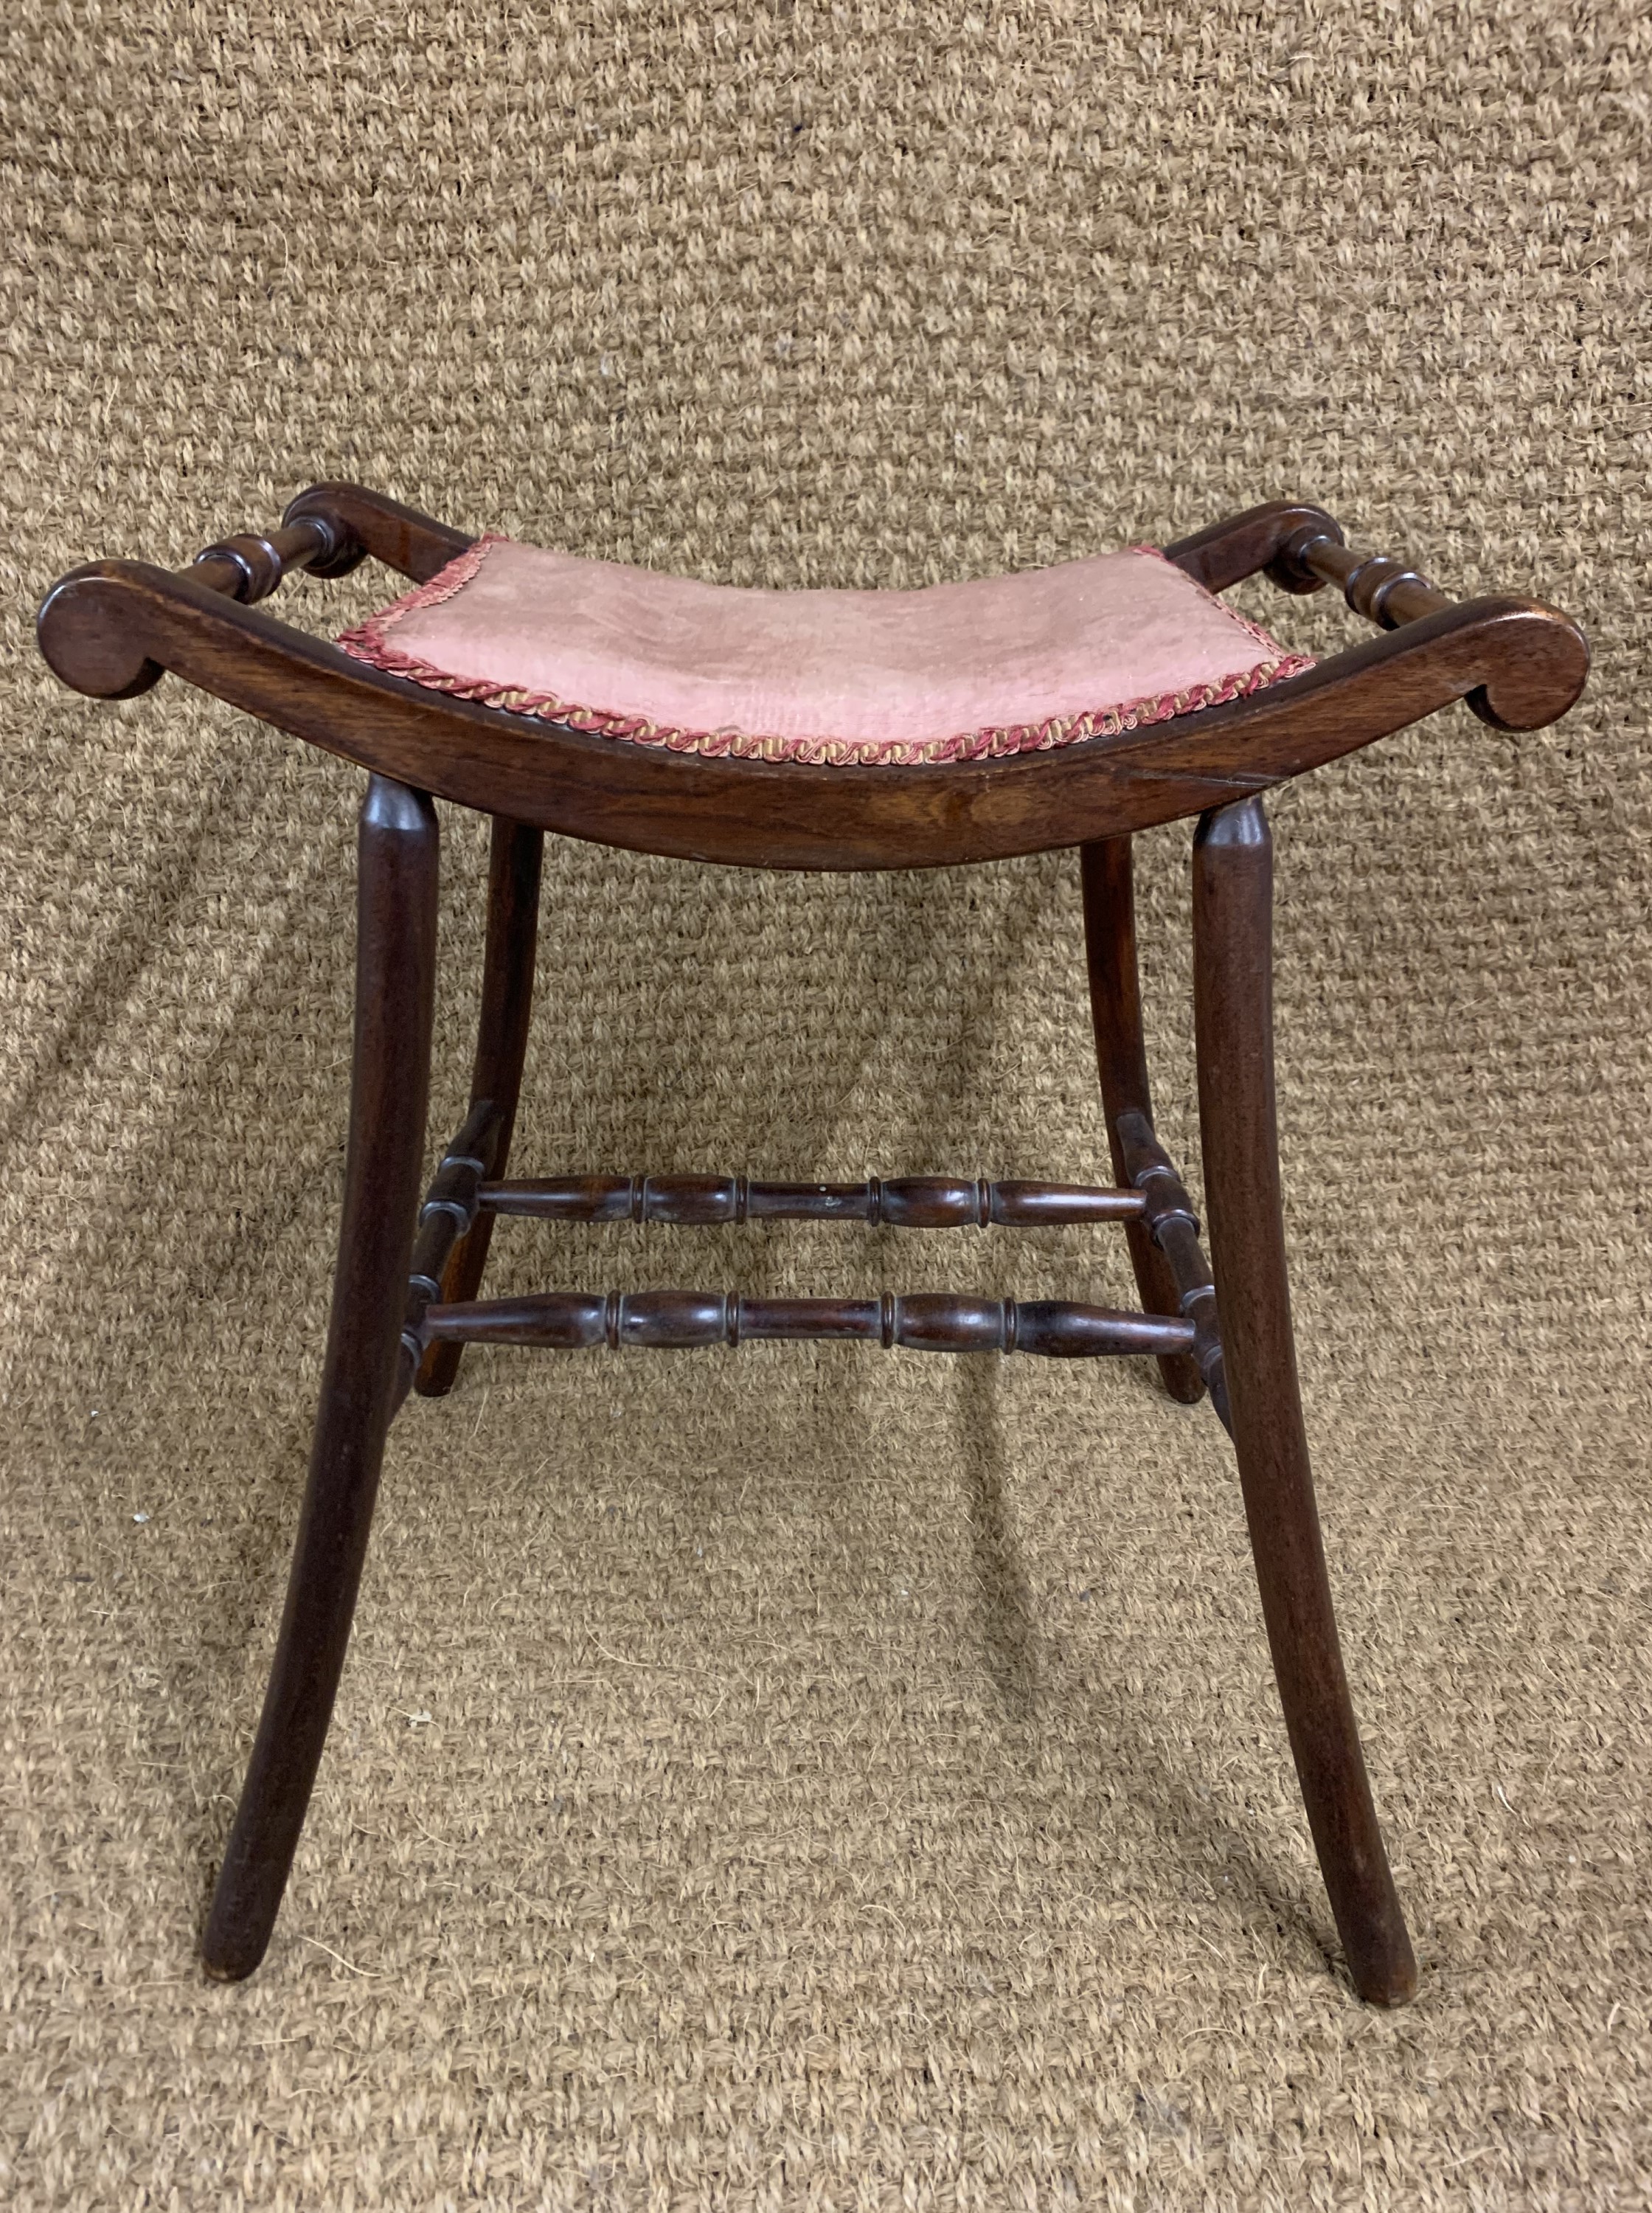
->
left=339, top=535, right=1311, bottom=767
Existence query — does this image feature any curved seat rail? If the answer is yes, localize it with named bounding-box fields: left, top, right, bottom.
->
left=38, top=488, right=1588, bottom=870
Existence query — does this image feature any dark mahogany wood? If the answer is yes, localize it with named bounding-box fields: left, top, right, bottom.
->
left=1193, top=794, right=1416, bottom=2006
left=35, top=490, right=1589, bottom=871
left=480, top=1173, right=1146, bottom=1227
left=1162, top=499, right=1342, bottom=595
left=420, top=1289, right=1195, bottom=1360
left=1080, top=837, right=1207, bottom=1404
left=1280, top=529, right=1451, bottom=630
left=395, top=1096, right=500, bottom=1410
left=35, top=485, right=1588, bottom=2003
left=189, top=517, right=339, bottom=605
left=416, top=817, right=544, bottom=1397
left=202, top=775, right=438, bottom=1981
left=282, top=481, right=473, bottom=585
left=1114, top=1108, right=1230, bottom=1427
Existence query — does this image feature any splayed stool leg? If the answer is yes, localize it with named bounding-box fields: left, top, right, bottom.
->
left=1193, top=794, right=1417, bottom=2005
left=202, top=775, right=438, bottom=1980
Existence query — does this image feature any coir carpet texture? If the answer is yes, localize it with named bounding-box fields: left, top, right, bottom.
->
left=3, top=5, right=1650, bottom=2208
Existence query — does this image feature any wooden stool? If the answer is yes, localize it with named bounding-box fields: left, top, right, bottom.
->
left=38, top=487, right=1589, bottom=2001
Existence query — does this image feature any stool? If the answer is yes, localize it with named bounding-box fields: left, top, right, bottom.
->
left=38, top=486, right=1589, bottom=2001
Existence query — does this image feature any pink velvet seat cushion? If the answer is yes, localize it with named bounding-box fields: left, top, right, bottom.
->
left=338, top=536, right=1312, bottom=768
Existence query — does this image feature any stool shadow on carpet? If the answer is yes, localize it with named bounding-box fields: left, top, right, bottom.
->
left=953, top=1351, right=1353, bottom=1987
